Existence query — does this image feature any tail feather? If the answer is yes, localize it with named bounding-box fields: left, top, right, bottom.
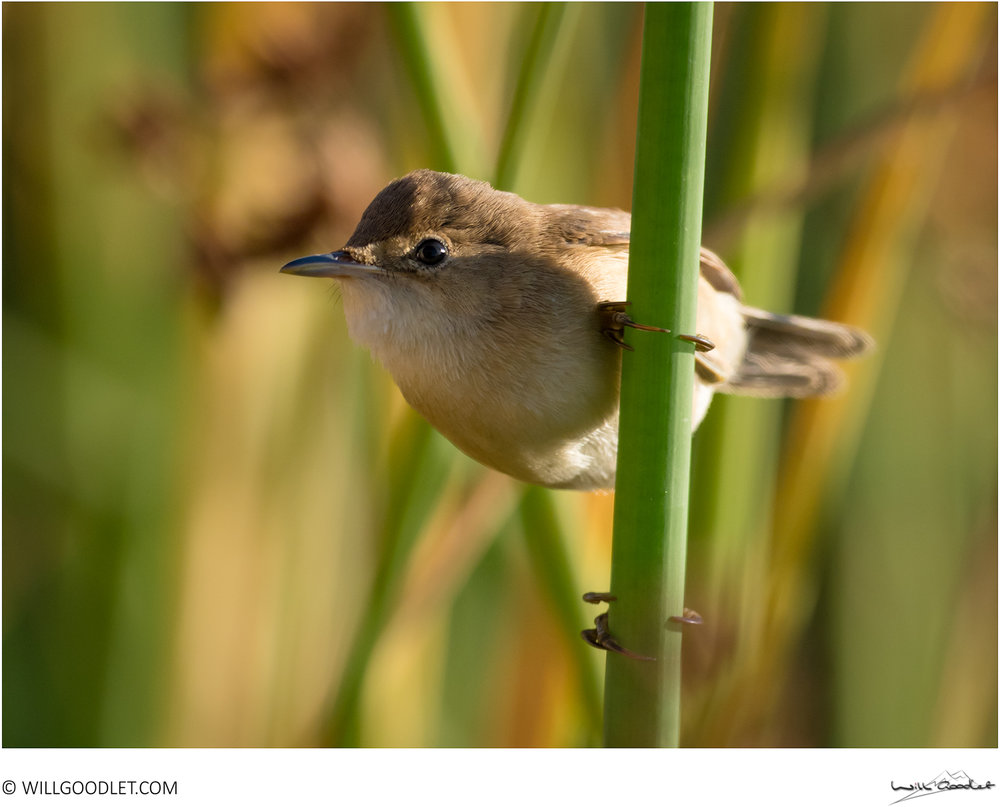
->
left=721, top=306, right=874, bottom=398
left=739, top=306, right=874, bottom=357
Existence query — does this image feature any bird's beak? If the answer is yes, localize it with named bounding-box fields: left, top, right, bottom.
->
left=280, top=251, right=380, bottom=279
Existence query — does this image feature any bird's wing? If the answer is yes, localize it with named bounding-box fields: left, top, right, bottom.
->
left=544, top=204, right=631, bottom=247
left=548, top=207, right=743, bottom=298
left=698, top=248, right=742, bottom=301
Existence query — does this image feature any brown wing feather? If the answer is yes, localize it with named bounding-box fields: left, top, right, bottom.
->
left=740, top=306, right=874, bottom=358
left=545, top=204, right=631, bottom=246
left=551, top=211, right=873, bottom=399
left=699, top=248, right=743, bottom=300
left=724, top=308, right=873, bottom=398
left=548, top=210, right=746, bottom=303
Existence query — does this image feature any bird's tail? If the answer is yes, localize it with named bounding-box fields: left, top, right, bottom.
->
left=720, top=306, right=874, bottom=398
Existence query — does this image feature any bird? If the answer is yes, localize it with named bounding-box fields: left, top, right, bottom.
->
left=281, top=169, right=873, bottom=491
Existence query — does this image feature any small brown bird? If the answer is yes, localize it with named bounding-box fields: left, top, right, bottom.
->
left=282, top=169, right=872, bottom=491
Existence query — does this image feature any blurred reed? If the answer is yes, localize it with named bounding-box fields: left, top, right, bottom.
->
left=3, top=2, right=995, bottom=748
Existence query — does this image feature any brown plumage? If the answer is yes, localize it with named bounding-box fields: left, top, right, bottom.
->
left=282, top=170, right=873, bottom=490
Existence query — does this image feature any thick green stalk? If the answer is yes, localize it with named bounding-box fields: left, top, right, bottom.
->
left=603, top=2, right=713, bottom=748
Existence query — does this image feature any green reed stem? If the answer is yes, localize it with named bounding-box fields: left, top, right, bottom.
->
left=602, top=2, right=713, bottom=748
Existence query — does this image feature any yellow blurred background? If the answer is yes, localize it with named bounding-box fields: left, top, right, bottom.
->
left=3, top=2, right=996, bottom=747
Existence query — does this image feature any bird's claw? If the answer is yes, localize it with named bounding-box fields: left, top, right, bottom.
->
left=582, top=591, right=617, bottom=604
left=598, top=302, right=670, bottom=351
left=668, top=607, right=704, bottom=626
left=677, top=333, right=715, bottom=352
left=580, top=593, right=655, bottom=661
left=599, top=302, right=715, bottom=353
left=581, top=613, right=655, bottom=661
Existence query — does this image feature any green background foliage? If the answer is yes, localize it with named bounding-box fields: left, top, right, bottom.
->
left=3, top=2, right=996, bottom=747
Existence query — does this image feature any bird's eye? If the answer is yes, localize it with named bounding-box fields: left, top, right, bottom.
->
left=413, top=238, right=448, bottom=266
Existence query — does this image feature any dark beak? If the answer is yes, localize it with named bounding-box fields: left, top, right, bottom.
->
left=280, top=250, right=379, bottom=279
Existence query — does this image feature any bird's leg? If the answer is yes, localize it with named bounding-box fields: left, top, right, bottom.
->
left=580, top=592, right=654, bottom=661
left=581, top=613, right=655, bottom=661
left=580, top=594, right=703, bottom=656
left=597, top=302, right=669, bottom=351
left=598, top=302, right=715, bottom=353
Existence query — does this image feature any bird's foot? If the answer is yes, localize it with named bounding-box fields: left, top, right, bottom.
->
left=580, top=594, right=703, bottom=657
left=580, top=592, right=654, bottom=661
left=598, top=302, right=669, bottom=351
left=598, top=302, right=714, bottom=353
left=581, top=613, right=655, bottom=661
